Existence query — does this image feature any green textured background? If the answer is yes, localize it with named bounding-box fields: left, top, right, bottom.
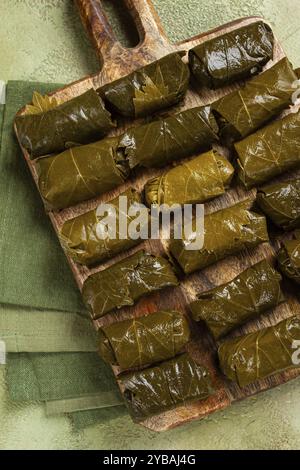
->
left=1, top=0, right=300, bottom=450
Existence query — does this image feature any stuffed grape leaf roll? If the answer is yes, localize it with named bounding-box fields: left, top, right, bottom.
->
left=235, top=110, right=300, bottom=189
left=256, top=179, right=300, bottom=231
left=212, top=58, right=297, bottom=142
left=120, top=353, right=213, bottom=421
left=189, top=21, right=274, bottom=89
left=15, top=89, right=114, bottom=158
left=82, top=250, right=179, bottom=319
left=169, top=199, right=269, bottom=274
left=190, top=259, right=284, bottom=340
left=99, top=310, right=190, bottom=370
left=118, top=106, right=218, bottom=169
left=59, top=189, right=147, bottom=266
left=144, top=150, right=234, bottom=206
left=218, top=315, right=300, bottom=387
left=37, top=137, right=129, bottom=210
left=278, top=231, right=300, bottom=284
left=98, top=52, right=189, bottom=118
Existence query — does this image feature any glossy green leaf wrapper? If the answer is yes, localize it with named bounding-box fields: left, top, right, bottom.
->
left=37, top=137, right=129, bottom=209
left=169, top=199, right=269, bottom=274
left=118, top=106, right=218, bottom=169
left=99, top=310, right=190, bottom=370
left=145, top=150, right=234, bottom=206
left=15, top=89, right=114, bottom=158
left=189, top=21, right=274, bottom=89
left=120, top=354, right=213, bottom=421
left=212, top=58, right=297, bottom=141
left=59, top=189, right=147, bottom=266
left=82, top=251, right=179, bottom=319
left=190, top=260, right=284, bottom=340
left=99, top=52, right=189, bottom=118
left=235, top=110, right=300, bottom=189
left=278, top=231, right=300, bottom=284
left=257, top=180, right=300, bottom=230
left=218, top=316, right=300, bottom=387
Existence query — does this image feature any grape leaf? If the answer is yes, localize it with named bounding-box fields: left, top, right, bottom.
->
left=24, top=91, right=60, bottom=115
left=145, top=150, right=234, bottom=206
left=213, top=58, right=297, bottom=140
left=59, top=188, right=145, bottom=266
left=120, top=354, right=213, bottom=421
left=190, top=259, right=284, bottom=339
left=257, top=179, right=300, bottom=230
left=236, top=110, right=300, bottom=189
left=99, top=52, right=189, bottom=118
left=219, top=316, right=300, bottom=387
left=82, top=251, right=178, bottom=319
left=133, top=66, right=169, bottom=116
left=99, top=310, right=190, bottom=370
left=169, top=199, right=269, bottom=274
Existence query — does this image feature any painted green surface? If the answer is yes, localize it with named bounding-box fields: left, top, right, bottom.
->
left=1, top=0, right=300, bottom=450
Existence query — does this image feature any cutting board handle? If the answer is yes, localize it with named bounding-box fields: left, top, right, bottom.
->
left=75, top=0, right=171, bottom=70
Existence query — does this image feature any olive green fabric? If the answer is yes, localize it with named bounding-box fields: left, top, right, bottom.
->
left=0, top=304, right=97, bottom=353
left=0, top=80, right=86, bottom=314
left=45, top=396, right=123, bottom=416
left=71, top=406, right=128, bottom=431
left=6, top=353, right=123, bottom=404
left=0, top=104, right=4, bottom=142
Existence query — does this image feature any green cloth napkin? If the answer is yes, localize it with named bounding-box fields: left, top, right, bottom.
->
left=0, top=104, right=4, bottom=141
left=6, top=352, right=123, bottom=405
left=45, top=395, right=123, bottom=416
left=70, top=406, right=128, bottom=430
left=0, top=80, right=85, bottom=314
left=0, top=304, right=97, bottom=353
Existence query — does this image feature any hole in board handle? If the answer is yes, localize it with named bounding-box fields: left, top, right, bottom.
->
left=101, top=0, right=140, bottom=48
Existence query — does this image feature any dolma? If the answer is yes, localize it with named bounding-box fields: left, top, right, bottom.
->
left=256, top=179, right=300, bottom=231
left=118, top=106, right=218, bottom=169
left=99, top=310, right=190, bottom=370
left=218, top=315, right=300, bottom=387
left=98, top=52, right=189, bottom=118
left=59, top=188, right=147, bottom=266
left=212, top=58, right=297, bottom=142
left=15, top=89, right=114, bottom=158
left=278, top=231, right=300, bottom=284
left=120, top=353, right=213, bottom=421
left=169, top=199, right=269, bottom=274
left=235, top=110, right=300, bottom=189
left=37, top=137, right=129, bottom=210
left=145, top=150, right=234, bottom=206
left=82, top=250, right=179, bottom=319
left=190, top=259, right=284, bottom=340
left=189, top=21, right=274, bottom=89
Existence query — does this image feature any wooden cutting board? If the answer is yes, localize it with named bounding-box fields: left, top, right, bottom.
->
left=15, top=0, right=300, bottom=432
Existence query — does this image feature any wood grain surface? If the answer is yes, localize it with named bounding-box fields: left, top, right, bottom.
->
left=14, top=0, right=300, bottom=432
